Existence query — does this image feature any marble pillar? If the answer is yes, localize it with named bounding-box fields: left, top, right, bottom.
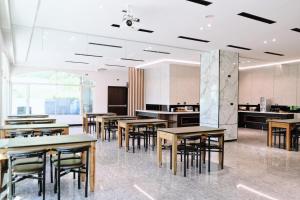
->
left=200, top=50, right=239, bottom=140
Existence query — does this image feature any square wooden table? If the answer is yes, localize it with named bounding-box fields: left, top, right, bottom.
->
left=95, top=116, right=137, bottom=140
left=0, top=134, right=97, bottom=200
left=4, top=118, right=56, bottom=125
left=118, top=119, right=168, bottom=151
left=82, top=113, right=116, bottom=133
left=268, top=119, right=300, bottom=151
left=0, top=123, right=69, bottom=138
left=157, top=126, right=225, bottom=175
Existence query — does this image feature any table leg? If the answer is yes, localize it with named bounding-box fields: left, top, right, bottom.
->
left=95, top=121, right=99, bottom=138
left=101, top=121, right=105, bottom=142
left=268, top=122, right=273, bottom=147
left=7, top=158, right=12, bottom=200
left=125, top=126, right=129, bottom=151
left=219, top=135, right=224, bottom=169
left=63, top=127, right=69, bottom=135
left=118, top=125, right=122, bottom=148
left=157, top=132, right=162, bottom=167
left=0, top=130, right=5, bottom=139
left=286, top=124, right=291, bottom=151
left=83, top=117, right=85, bottom=132
left=172, top=135, right=178, bottom=175
left=90, top=141, right=96, bottom=192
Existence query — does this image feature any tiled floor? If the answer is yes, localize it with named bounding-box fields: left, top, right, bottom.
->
left=12, top=128, right=300, bottom=200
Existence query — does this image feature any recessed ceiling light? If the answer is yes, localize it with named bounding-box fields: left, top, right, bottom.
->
left=200, top=27, right=204, bottom=30
left=207, top=23, right=212, bottom=27
left=272, top=38, right=276, bottom=42
left=99, top=5, right=103, bottom=9
left=263, top=40, right=268, bottom=44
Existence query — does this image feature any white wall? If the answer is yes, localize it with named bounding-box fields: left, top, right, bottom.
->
left=144, top=63, right=200, bottom=106
left=239, top=62, right=300, bottom=105
left=0, top=52, right=10, bottom=124
left=144, top=63, right=170, bottom=105
left=170, top=64, right=200, bottom=105
left=10, top=67, right=128, bottom=124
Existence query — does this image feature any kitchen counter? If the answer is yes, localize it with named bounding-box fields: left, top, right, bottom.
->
left=136, top=110, right=199, bottom=115
left=136, top=110, right=200, bottom=127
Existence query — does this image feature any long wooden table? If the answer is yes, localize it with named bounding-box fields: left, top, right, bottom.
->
left=0, top=134, right=97, bottom=199
left=7, top=114, right=49, bottom=119
left=83, top=113, right=116, bottom=133
left=96, top=115, right=137, bottom=140
left=157, top=126, right=225, bottom=175
left=4, top=118, right=56, bottom=125
left=0, top=123, right=69, bottom=138
left=268, top=118, right=300, bottom=151
left=118, top=119, right=168, bottom=151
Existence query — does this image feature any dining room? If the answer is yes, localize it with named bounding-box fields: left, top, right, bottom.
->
left=1, top=0, right=300, bottom=200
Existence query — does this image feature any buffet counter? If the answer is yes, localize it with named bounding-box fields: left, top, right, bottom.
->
left=238, top=111, right=294, bottom=130
left=136, top=110, right=200, bottom=127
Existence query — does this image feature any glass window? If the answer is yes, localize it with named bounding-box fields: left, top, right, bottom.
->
left=11, top=84, right=28, bottom=115
left=11, top=71, right=93, bottom=115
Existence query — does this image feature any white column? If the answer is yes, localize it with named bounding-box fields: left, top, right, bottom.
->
left=200, top=50, right=239, bottom=140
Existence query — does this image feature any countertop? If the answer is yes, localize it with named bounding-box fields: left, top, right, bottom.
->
left=238, top=111, right=293, bottom=115
left=136, top=110, right=200, bottom=115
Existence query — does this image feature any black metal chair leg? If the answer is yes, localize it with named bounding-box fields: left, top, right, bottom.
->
left=38, top=173, right=42, bottom=196
left=78, top=168, right=81, bottom=189
left=85, top=150, right=89, bottom=198
left=54, top=169, right=57, bottom=193
left=43, top=153, right=46, bottom=200
left=208, top=137, right=211, bottom=173
left=184, top=139, right=187, bottom=177
left=170, top=147, right=172, bottom=170
left=50, top=154, right=53, bottom=183
left=58, top=156, right=61, bottom=200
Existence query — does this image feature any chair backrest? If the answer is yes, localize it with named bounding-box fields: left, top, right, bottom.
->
left=292, top=125, right=300, bottom=134
left=7, top=129, right=34, bottom=138
left=55, top=145, right=90, bottom=155
left=41, top=128, right=64, bottom=136
left=8, top=149, right=47, bottom=166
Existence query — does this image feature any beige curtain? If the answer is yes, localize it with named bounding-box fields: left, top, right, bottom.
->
left=128, top=67, right=144, bottom=116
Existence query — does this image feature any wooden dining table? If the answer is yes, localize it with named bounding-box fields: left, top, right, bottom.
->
left=157, top=126, right=225, bottom=175
left=0, top=123, right=69, bottom=138
left=117, top=119, right=168, bottom=151
left=7, top=114, right=49, bottom=119
left=0, top=134, right=97, bottom=199
left=4, top=118, right=56, bottom=125
left=82, top=113, right=116, bottom=133
left=267, top=118, right=300, bottom=151
left=95, top=115, right=137, bottom=141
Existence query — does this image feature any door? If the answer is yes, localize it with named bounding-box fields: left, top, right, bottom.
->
left=107, top=86, right=128, bottom=115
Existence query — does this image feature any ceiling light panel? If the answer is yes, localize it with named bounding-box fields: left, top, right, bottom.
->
left=237, top=12, right=276, bottom=24
left=178, top=36, right=210, bottom=43
left=186, top=0, right=212, bottom=6
left=264, top=51, right=284, bottom=56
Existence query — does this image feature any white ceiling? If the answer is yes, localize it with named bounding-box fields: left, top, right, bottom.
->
left=7, top=0, right=300, bottom=71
